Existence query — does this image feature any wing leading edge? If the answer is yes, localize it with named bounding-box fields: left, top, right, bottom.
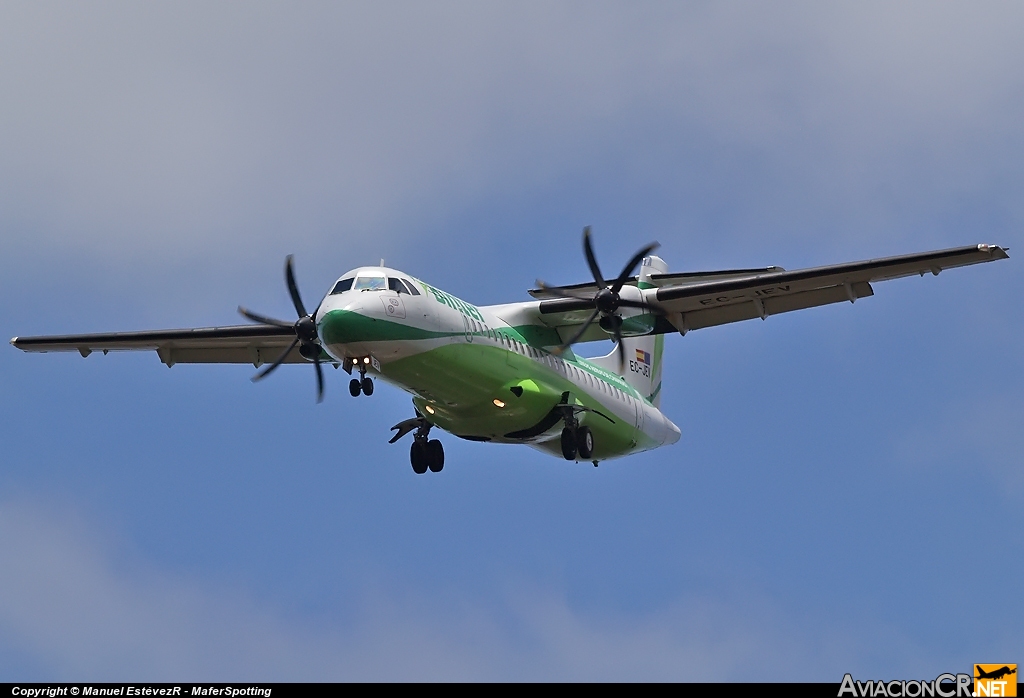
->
left=10, top=324, right=302, bottom=367
left=11, top=244, right=1010, bottom=361
left=536, top=244, right=1008, bottom=337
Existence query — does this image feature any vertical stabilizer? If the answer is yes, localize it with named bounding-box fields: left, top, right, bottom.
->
left=586, top=255, right=668, bottom=407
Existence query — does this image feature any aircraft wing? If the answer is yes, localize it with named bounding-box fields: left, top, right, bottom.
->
left=527, top=266, right=785, bottom=299
left=10, top=324, right=304, bottom=367
left=535, top=244, right=1008, bottom=337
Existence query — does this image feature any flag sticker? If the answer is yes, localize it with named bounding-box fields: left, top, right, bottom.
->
left=635, top=349, right=651, bottom=365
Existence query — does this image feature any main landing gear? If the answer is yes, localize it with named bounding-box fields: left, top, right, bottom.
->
left=560, top=424, right=594, bottom=461
left=390, top=414, right=444, bottom=474
left=411, top=437, right=444, bottom=474
left=554, top=392, right=600, bottom=464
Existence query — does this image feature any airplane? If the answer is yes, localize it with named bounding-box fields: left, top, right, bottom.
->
left=10, top=229, right=1009, bottom=474
left=976, top=666, right=1016, bottom=681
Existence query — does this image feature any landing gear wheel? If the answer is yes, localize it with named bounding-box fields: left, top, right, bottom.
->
left=361, top=376, right=374, bottom=396
left=349, top=378, right=361, bottom=397
left=427, top=439, right=445, bottom=472
left=576, top=426, right=594, bottom=460
left=410, top=440, right=428, bottom=474
left=560, top=427, right=577, bottom=461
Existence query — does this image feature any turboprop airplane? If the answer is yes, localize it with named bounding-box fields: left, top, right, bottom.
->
left=10, top=229, right=1009, bottom=474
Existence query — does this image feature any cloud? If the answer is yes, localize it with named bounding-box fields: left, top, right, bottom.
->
left=2, top=2, right=1023, bottom=270
left=0, top=497, right=871, bottom=681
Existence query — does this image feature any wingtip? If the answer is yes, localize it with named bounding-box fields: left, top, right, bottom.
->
left=978, top=243, right=1010, bottom=258
left=9, top=337, right=18, bottom=346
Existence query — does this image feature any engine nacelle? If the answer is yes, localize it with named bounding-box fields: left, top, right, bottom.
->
left=601, top=285, right=656, bottom=338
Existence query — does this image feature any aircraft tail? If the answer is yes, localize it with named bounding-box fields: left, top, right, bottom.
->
left=586, top=255, right=667, bottom=407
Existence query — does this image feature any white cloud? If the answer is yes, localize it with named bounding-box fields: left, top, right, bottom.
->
left=0, top=497, right=873, bottom=681
left=2, top=2, right=1023, bottom=269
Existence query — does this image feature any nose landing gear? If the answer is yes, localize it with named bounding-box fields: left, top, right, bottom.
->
left=346, top=357, right=375, bottom=397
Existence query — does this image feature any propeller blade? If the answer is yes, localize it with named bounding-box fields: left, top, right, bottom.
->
left=582, top=227, right=607, bottom=289
left=252, top=337, right=299, bottom=382
left=554, top=306, right=602, bottom=354
left=610, top=242, right=660, bottom=294
left=314, top=355, right=324, bottom=403
left=238, top=306, right=294, bottom=328
left=616, top=298, right=666, bottom=315
left=284, top=255, right=308, bottom=319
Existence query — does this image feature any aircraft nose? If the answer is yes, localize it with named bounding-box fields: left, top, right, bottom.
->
left=316, top=295, right=367, bottom=346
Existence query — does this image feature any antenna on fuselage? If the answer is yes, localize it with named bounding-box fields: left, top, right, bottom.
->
left=380, top=258, right=385, bottom=267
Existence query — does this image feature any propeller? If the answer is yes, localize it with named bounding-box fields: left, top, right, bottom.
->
left=537, top=227, right=663, bottom=371
left=238, top=255, right=326, bottom=402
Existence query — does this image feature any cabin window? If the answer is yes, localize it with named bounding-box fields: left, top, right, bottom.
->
left=353, top=274, right=387, bottom=291
left=330, top=278, right=354, bottom=294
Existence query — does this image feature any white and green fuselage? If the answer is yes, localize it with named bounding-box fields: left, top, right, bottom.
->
left=18, top=242, right=999, bottom=464
left=318, top=264, right=680, bottom=461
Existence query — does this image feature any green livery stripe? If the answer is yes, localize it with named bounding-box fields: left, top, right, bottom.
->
left=320, top=310, right=456, bottom=344
left=321, top=309, right=646, bottom=405
left=648, top=381, right=662, bottom=403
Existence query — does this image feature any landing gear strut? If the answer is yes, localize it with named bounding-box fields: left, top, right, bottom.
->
left=554, top=393, right=599, bottom=462
left=390, top=414, right=444, bottom=474
left=348, top=360, right=374, bottom=397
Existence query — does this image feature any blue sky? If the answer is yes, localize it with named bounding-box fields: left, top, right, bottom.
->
left=1, top=1, right=1021, bottom=681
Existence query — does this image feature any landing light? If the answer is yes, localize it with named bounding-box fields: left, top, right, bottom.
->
left=425, top=405, right=435, bottom=415
left=493, top=399, right=505, bottom=408
left=363, top=357, right=371, bottom=364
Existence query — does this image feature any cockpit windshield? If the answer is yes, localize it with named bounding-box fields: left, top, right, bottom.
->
left=352, top=274, right=387, bottom=291
left=330, top=278, right=354, bottom=295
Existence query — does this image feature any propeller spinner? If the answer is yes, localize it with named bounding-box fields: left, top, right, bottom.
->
left=238, top=255, right=326, bottom=402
